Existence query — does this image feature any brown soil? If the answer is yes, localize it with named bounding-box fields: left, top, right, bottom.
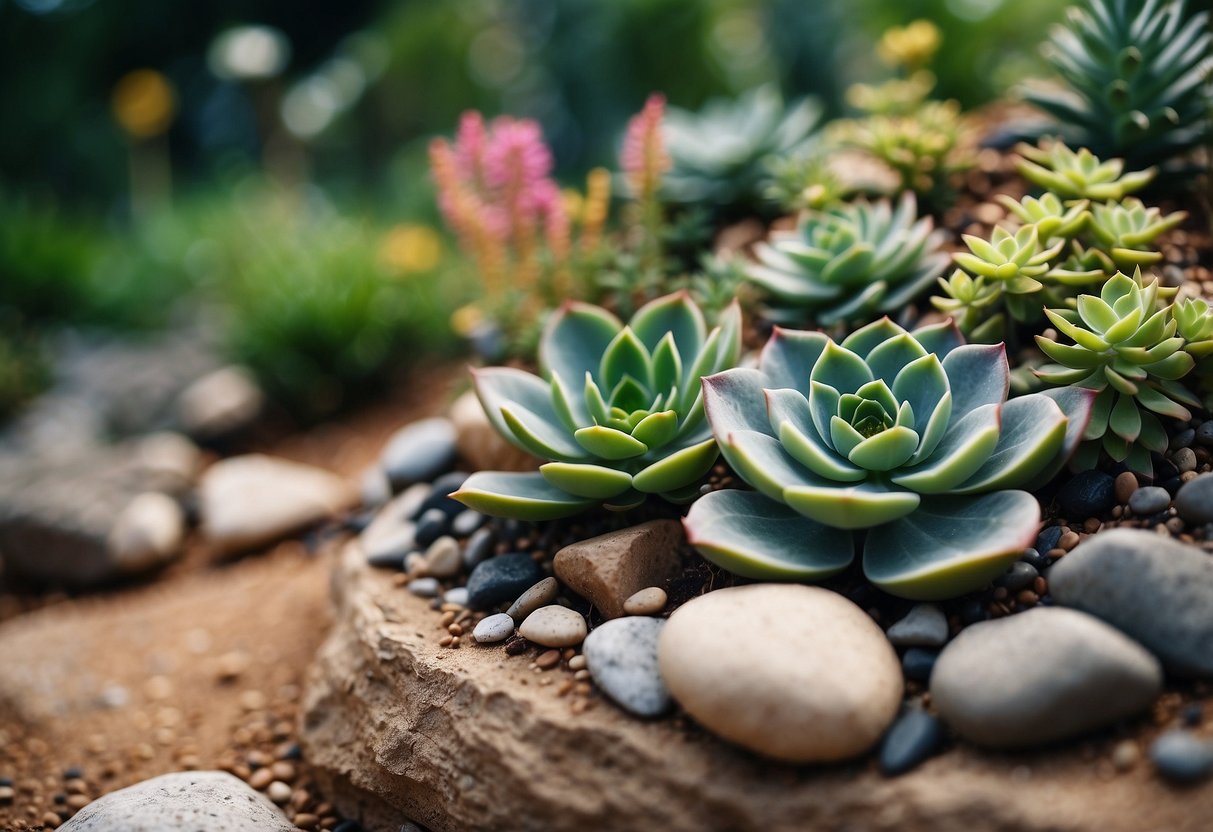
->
left=0, top=364, right=460, bottom=830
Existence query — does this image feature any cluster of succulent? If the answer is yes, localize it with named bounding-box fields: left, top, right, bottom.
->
left=1022, top=0, right=1212, bottom=169
left=744, top=193, right=949, bottom=328
left=454, top=292, right=740, bottom=519
left=764, top=150, right=851, bottom=213
left=661, top=85, right=822, bottom=215
left=1034, top=270, right=1210, bottom=474
left=932, top=142, right=1187, bottom=341
left=683, top=319, right=1092, bottom=599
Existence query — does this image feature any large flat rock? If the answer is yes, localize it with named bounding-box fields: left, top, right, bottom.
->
left=300, top=543, right=1213, bottom=832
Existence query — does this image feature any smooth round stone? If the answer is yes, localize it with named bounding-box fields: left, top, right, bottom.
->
left=1113, top=470, right=1139, bottom=505
left=1175, top=473, right=1213, bottom=526
left=506, top=577, right=559, bottom=623
left=417, top=471, right=471, bottom=518
left=381, top=418, right=457, bottom=490
left=1020, top=548, right=1051, bottom=572
left=622, top=587, right=668, bottom=616
left=995, top=561, right=1038, bottom=593
left=931, top=607, right=1162, bottom=748
left=443, top=587, right=469, bottom=607
left=405, top=552, right=428, bottom=577
left=462, top=527, right=496, bottom=570
left=1195, top=421, right=1213, bottom=449
left=518, top=606, right=588, bottom=647
left=1049, top=528, right=1213, bottom=676
left=423, top=536, right=462, bottom=579
left=407, top=578, right=441, bottom=598
left=108, top=492, right=185, bottom=573
left=1035, top=525, right=1063, bottom=554
left=1129, top=486, right=1171, bottom=516
left=658, top=585, right=902, bottom=763
left=414, top=508, right=450, bottom=549
left=1150, top=730, right=1213, bottom=784
left=473, top=612, right=516, bottom=644
left=1056, top=470, right=1116, bottom=517
left=879, top=708, right=944, bottom=777
left=451, top=509, right=487, bottom=538
left=361, top=517, right=416, bottom=568
left=902, top=648, right=938, bottom=683
left=1174, top=447, right=1198, bottom=473
left=885, top=604, right=947, bottom=648
left=583, top=617, right=670, bottom=717
left=466, top=553, right=546, bottom=610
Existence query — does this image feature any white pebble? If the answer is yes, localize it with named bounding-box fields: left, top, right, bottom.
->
left=424, top=535, right=462, bottom=578
left=266, top=780, right=291, bottom=804
left=444, top=587, right=469, bottom=607
left=622, top=586, right=667, bottom=616
left=519, top=606, right=588, bottom=648
left=408, top=577, right=441, bottom=597
left=473, top=613, right=516, bottom=644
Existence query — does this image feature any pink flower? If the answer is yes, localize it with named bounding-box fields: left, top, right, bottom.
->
left=621, top=93, right=669, bottom=200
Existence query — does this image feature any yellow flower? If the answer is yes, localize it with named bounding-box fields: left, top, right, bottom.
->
left=112, top=70, right=177, bottom=139
left=561, top=188, right=584, bottom=222
left=379, top=224, right=443, bottom=275
left=450, top=304, right=484, bottom=337
left=877, top=20, right=941, bottom=71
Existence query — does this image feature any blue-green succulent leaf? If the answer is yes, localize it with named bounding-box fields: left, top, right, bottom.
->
left=573, top=425, right=648, bottom=460
left=954, top=395, right=1067, bottom=493
left=539, top=463, right=634, bottom=499
left=758, top=328, right=830, bottom=394
left=863, top=491, right=1039, bottom=600
left=703, top=369, right=775, bottom=437
left=540, top=303, right=622, bottom=387
left=631, top=410, right=679, bottom=450
left=847, top=426, right=920, bottom=471
left=891, top=403, right=1001, bottom=493
left=811, top=341, right=874, bottom=395
left=453, top=471, right=597, bottom=520
left=723, top=429, right=829, bottom=502
left=630, top=290, right=707, bottom=357
left=941, top=344, right=1010, bottom=417
left=909, top=319, right=964, bottom=359
left=809, top=381, right=842, bottom=448
left=600, top=327, right=653, bottom=391
left=500, top=403, right=590, bottom=462
left=650, top=333, right=683, bottom=395
left=768, top=389, right=866, bottom=482
left=632, top=437, right=719, bottom=494
left=783, top=481, right=921, bottom=529
left=865, top=334, right=929, bottom=385
left=841, top=317, right=910, bottom=358
left=474, top=366, right=564, bottom=447
left=684, top=489, right=855, bottom=581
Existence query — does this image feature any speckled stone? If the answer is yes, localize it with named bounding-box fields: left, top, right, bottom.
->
left=472, top=612, right=516, bottom=644
left=583, top=617, right=670, bottom=717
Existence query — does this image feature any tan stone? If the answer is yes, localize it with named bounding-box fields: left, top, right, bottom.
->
left=300, top=542, right=1213, bottom=832
left=449, top=390, right=540, bottom=473
left=553, top=520, right=684, bottom=619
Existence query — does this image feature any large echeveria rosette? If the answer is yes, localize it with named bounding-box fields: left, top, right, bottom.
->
left=685, top=318, right=1094, bottom=600
left=454, top=292, right=741, bottom=520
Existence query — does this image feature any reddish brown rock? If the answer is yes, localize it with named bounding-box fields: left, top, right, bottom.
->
left=553, top=520, right=684, bottom=619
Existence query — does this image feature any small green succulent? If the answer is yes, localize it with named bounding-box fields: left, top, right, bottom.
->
left=454, top=291, right=741, bottom=519
left=995, top=192, right=1090, bottom=244
left=931, top=271, right=1007, bottom=343
left=953, top=225, right=1064, bottom=293
left=765, top=151, right=850, bottom=213
left=1022, top=0, right=1213, bottom=169
left=684, top=318, right=1093, bottom=599
left=745, top=193, right=949, bottom=326
left=662, top=85, right=822, bottom=212
left=1175, top=298, right=1213, bottom=358
left=840, top=100, right=969, bottom=200
left=1035, top=271, right=1194, bottom=474
left=1015, top=142, right=1155, bottom=201
left=1086, top=198, right=1187, bottom=270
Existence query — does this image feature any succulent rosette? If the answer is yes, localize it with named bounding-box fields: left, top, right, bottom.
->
left=685, top=318, right=1094, bottom=600
left=454, top=292, right=741, bottom=520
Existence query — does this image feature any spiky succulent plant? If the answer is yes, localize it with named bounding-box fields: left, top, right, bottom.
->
left=453, top=292, right=741, bottom=519
left=1022, top=0, right=1213, bottom=168
left=996, top=192, right=1091, bottom=244
left=684, top=318, right=1093, bottom=599
left=662, top=85, right=822, bottom=212
left=1035, top=271, right=1194, bottom=474
left=745, top=193, right=949, bottom=326
left=1015, top=141, right=1155, bottom=201
left=1086, top=198, right=1187, bottom=270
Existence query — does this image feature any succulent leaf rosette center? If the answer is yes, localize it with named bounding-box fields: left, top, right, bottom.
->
left=684, top=318, right=1095, bottom=600
left=454, top=291, right=741, bottom=520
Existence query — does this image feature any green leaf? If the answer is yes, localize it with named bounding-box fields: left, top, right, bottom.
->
left=910, top=319, right=964, bottom=359
left=650, top=332, right=683, bottom=395
left=600, top=327, right=652, bottom=391
left=550, top=373, right=588, bottom=432
left=940, top=344, right=1010, bottom=416
left=892, top=354, right=950, bottom=443
left=500, top=403, right=589, bottom=462
left=584, top=373, right=611, bottom=424
left=632, top=437, right=719, bottom=494
left=808, top=380, right=842, bottom=448
left=1108, top=391, right=1142, bottom=442
left=769, top=389, right=866, bottom=482
left=712, top=299, right=744, bottom=370
left=723, top=429, right=828, bottom=502
left=631, top=410, right=679, bottom=450
left=1076, top=294, right=1119, bottom=333
left=810, top=341, right=874, bottom=395
left=679, top=327, right=724, bottom=412
left=865, top=334, right=929, bottom=385
left=1135, top=384, right=1193, bottom=420
left=684, top=489, right=855, bottom=581
left=474, top=367, right=565, bottom=449
left=629, top=290, right=707, bottom=357
left=863, top=491, right=1040, bottom=600
left=783, top=481, right=921, bottom=529
left=954, top=395, right=1068, bottom=493
left=759, top=328, right=829, bottom=394
left=702, top=368, right=773, bottom=437
left=891, top=404, right=1002, bottom=493
left=540, top=462, right=633, bottom=499
left=540, top=303, right=621, bottom=388
left=847, top=426, right=920, bottom=471
left=829, top=415, right=867, bottom=459
left=841, top=317, right=909, bottom=358
left=453, top=472, right=596, bottom=520
left=574, top=425, right=648, bottom=460
left=854, top=379, right=900, bottom=419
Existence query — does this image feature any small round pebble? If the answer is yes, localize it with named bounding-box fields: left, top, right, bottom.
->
left=902, top=648, right=938, bottom=683
left=506, top=577, right=559, bottom=623
left=879, top=708, right=944, bottom=776
left=407, top=578, right=441, bottom=598
left=462, top=527, right=496, bottom=570
left=466, top=553, right=546, bottom=610
left=518, top=606, right=588, bottom=648
left=443, top=587, right=469, bottom=607
left=1113, top=471, right=1139, bottom=505
left=1057, top=470, right=1115, bottom=517
left=1128, top=486, right=1171, bottom=516
left=1195, top=421, right=1213, bottom=449
left=583, top=617, right=670, bottom=717
left=1174, top=447, right=1198, bottom=473
left=995, top=561, right=1038, bottom=593
left=885, top=604, right=947, bottom=648
left=266, top=780, right=292, bottom=804
left=1150, top=730, right=1213, bottom=784
left=473, top=613, right=516, bottom=644
left=1175, top=474, right=1213, bottom=526
left=451, top=509, right=487, bottom=538
left=622, top=586, right=667, bottom=616
left=414, top=508, right=450, bottom=549
left=423, top=536, right=462, bottom=578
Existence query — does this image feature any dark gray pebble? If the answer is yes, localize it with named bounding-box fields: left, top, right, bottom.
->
left=879, top=709, right=944, bottom=776
left=1057, top=470, right=1115, bottom=517
left=1195, top=421, right=1213, bottom=449
left=414, top=508, right=450, bottom=549
left=417, top=471, right=471, bottom=519
left=996, top=561, right=1038, bottom=592
left=1175, top=474, right=1213, bottom=526
left=1151, top=730, right=1213, bottom=784
left=1128, top=485, right=1171, bottom=515
left=1170, top=428, right=1196, bottom=450
left=902, top=648, right=938, bottom=683
left=466, top=553, right=546, bottom=610
left=451, top=509, right=488, bottom=538
left=462, top=527, right=496, bottom=570
left=381, top=418, right=457, bottom=491
left=1020, top=547, right=1051, bottom=571
left=1035, top=526, right=1063, bottom=554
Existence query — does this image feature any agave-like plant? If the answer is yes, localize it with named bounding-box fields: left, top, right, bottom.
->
left=1022, top=0, right=1212, bottom=168
left=1015, top=142, right=1155, bottom=201
left=745, top=193, right=949, bottom=326
left=662, top=85, right=822, bottom=211
left=684, top=318, right=1093, bottom=599
left=453, top=291, right=741, bottom=519
left=1035, top=271, right=1193, bottom=473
